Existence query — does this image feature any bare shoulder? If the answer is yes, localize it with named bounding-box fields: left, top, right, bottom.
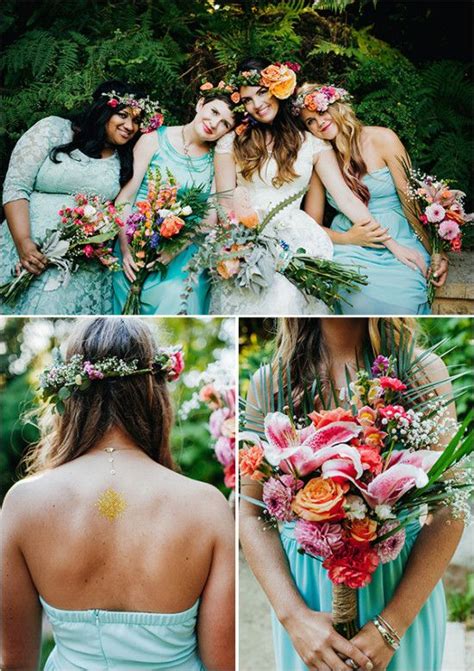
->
left=1, top=472, right=54, bottom=529
left=365, top=125, right=402, bottom=148
left=162, top=469, right=232, bottom=528
left=134, top=130, right=159, bottom=156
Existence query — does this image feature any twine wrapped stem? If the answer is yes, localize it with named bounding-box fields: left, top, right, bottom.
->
left=332, top=584, right=359, bottom=639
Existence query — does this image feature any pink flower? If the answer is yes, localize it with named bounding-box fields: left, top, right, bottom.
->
left=295, top=520, right=345, bottom=559
left=214, top=436, right=234, bottom=467
left=302, top=443, right=364, bottom=482
left=425, top=203, right=446, bottom=223
left=209, top=407, right=232, bottom=438
left=262, top=477, right=295, bottom=521
left=387, top=449, right=440, bottom=472
left=83, top=361, right=104, bottom=380
left=168, top=351, right=184, bottom=380
left=107, top=99, right=119, bottom=108
left=419, top=214, right=428, bottom=225
left=379, top=376, right=407, bottom=392
left=224, top=461, right=235, bottom=489
left=83, top=244, right=95, bottom=258
left=379, top=404, right=409, bottom=421
left=438, top=220, right=460, bottom=241
left=451, top=237, right=462, bottom=252
left=376, top=520, right=406, bottom=564
left=364, top=464, right=431, bottom=507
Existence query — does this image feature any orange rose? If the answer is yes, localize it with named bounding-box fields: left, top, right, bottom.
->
left=260, top=64, right=296, bottom=100
left=200, top=82, right=213, bottom=91
left=291, top=477, right=348, bottom=522
left=309, top=407, right=354, bottom=429
left=160, top=215, right=185, bottom=238
left=304, top=93, right=317, bottom=111
left=239, top=445, right=264, bottom=477
left=216, top=258, right=240, bottom=279
left=240, top=212, right=259, bottom=229
left=230, top=91, right=241, bottom=104
left=347, top=517, right=378, bottom=545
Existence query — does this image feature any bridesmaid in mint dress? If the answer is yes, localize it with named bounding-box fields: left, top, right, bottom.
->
left=241, top=318, right=462, bottom=671
left=0, top=81, right=147, bottom=315
left=113, top=91, right=240, bottom=315
left=298, top=84, right=449, bottom=315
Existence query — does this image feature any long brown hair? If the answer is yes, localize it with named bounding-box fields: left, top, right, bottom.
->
left=297, top=83, right=370, bottom=204
left=24, top=318, right=174, bottom=474
left=234, top=57, right=303, bottom=187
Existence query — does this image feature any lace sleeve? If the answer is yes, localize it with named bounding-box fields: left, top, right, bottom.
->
left=2, top=116, right=72, bottom=205
left=310, top=134, right=332, bottom=157
left=215, top=131, right=235, bottom=155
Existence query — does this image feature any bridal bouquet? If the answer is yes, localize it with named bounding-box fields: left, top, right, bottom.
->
left=240, top=347, right=473, bottom=638
left=404, top=167, right=473, bottom=303
left=0, top=194, right=124, bottom=306
left=180, top=187, right=367, bottom=313
left=122, top=167, right=210, bottom=314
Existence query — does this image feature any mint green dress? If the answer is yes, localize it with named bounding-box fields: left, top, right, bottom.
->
left=112, top=126, right=214, bottom=315
left=272, top=519, right=445, bottom=671
left=40, top=596, right=206, bottom=670
left=0, top=116, right=121, bottom=315
left=329, top=167, right=431, bottom=315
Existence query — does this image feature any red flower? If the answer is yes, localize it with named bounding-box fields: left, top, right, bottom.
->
left=224, top=461, right=235, bottom=489
left=309, top=407, right=354, bottom=429
left=451, top=237, right=462, bottom=252
left=357, top=445, right=383, bottom=475
left=107, top=99, right=119, bottom=108
left=419, top=214, right=428, bottom=225
left=379, top=376, right=407, bottom=392
left=323, top=545, right=379, bottom=588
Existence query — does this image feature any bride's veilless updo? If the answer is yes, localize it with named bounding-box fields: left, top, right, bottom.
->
left=25, top=318, right=174, bottom=474
left=233, top=57, right=303, bottom=188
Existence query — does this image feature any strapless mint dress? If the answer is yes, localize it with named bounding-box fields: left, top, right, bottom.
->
left=272, top=519, right=445, bottom=671
left=40, top=596, right=206, bottom=670
left=113, top=126, right=214, bottom=315
left=329, top=167, right=431, bottom=315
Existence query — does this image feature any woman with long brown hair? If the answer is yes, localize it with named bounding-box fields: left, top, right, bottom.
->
left=1, top=318, right=235, bottom=671
left=240, top=317, right=464, bottom=671
left=296, top=84, right=448, bottom=314
left=213, top=58, right=392, bottom=315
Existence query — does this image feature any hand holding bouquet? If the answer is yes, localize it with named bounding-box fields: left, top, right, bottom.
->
left=122, top=167, right=209, bottom=314
left=0, top=194, right=123, bottom=306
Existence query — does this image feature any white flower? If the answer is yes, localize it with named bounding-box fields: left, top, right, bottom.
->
left=180, top=205, right=192, bottom=216
left=375, top=504, right=395, bottom=520
left=83, top=204, right=97, bottom=218
left=345, top=495, right=367, bottom=520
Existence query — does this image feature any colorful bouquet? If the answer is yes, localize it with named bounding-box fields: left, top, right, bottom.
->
left=122, top=167, right=209, bottom=314
left=0, top=194, right=123, bottom=306
left=240, top=346, right=473, bottom=638
left=403, top=166, right=473, bottom=303
left=181, top=187, right=367, bottom=313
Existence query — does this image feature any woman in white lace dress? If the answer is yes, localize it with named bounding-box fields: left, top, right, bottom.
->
left=212, top=58, right=390, bottom=316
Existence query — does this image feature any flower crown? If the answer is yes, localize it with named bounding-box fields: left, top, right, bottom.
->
left=230, top=61, right=300, bottom=101
left=101, top=91, right=164, bottom=133
left=199, top=79, right=245, bottom=113
left=293, top=85, right=351, bottom=115
left=39, top=347, right=184, bottom=412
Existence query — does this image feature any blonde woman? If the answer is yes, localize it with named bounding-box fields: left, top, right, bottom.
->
left=213, top=58, right=391, bottom=315
left=240, top=317, right=462, bottom=671
left=296, top=84, right=448, bottom=314
left=1, top=318, right=235, bottom=671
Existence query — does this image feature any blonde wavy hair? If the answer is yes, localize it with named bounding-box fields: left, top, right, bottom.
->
left=233, top=57, right=303, bottom=187
left=297, top=83, right=370, bottom=204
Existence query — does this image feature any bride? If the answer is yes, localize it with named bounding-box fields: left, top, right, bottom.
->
left=212, top=57, right=391, bottom=315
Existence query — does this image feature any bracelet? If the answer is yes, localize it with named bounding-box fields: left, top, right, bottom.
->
left=377, top=614, right=401, bottom=643
left=372, top=616, right=401, bottom=651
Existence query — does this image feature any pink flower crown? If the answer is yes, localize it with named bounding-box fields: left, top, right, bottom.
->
left=293, top=85, right=351, bottom=115
left=39, top=347, right=184, bottom=413
left=101, top=91, right=164, bottom=133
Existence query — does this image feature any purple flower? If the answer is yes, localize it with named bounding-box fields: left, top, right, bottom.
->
left=376, top=520, right=406, bottom=564
left=262, top=477, right=294, bottom=521
left=371, top=355, right=391, bottom=376
left=83, top=361, right=104, bottom=380
left=150, top=232, right=160, bottom=249
left=295, top=520, right=345, bottom=559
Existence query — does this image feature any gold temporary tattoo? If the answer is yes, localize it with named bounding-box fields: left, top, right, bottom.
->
left=96, top=487, right=127, bottom=521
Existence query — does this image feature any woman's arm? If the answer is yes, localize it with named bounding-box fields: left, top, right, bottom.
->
left=240, top=376, right=373, bottom=671
left=1, top=484, right=42, bottom=671
left=197, top=490, right=235, bottom=671
left=115, top=133, right=158, bottom=282
left=351, top=354, right=463, bottom=671
left=214, top=151, right=237, bottom=212
left=304, top=170, right=391, bottom=248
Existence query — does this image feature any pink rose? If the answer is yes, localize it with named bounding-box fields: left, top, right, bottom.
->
left=83, top=244, right=95, bottom=258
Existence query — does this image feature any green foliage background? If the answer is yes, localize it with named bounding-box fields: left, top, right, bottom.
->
left=1, top=0, right=472, bottom=213
left=0, top=316, right=235, bottom=503
left=239, top=317, right=474, bottom=422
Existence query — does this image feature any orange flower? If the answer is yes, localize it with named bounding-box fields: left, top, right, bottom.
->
left=200, top=82, right=213, bottom=91
left=240, top=212, right=259, bottom=229
left=291, top=477, right=348, bottom=522
left=135, top=251, right=146, bottom=259
left=199, top=384, right=222, bottom=409
left=357, top=406, right=377, bottom=427
left=239, top=445, right=264, bottom=477
left=347, top=517, right=378, bottom=545
left=235, top=122, right=248, bottom=136
left=160, top=215, right=185, bottom=238
left=216, top=258, right=240, bottom=279
left=260, top=64, right=296, bottom=100
left=304, top=93, right=317, bottom=111
left=445, top=209, right=464, bottom=224
left=230, top=91, right=241, bottom=104
left=309, top=407, right=354, bottom=429
left=363, top=426, right=387, bottom=451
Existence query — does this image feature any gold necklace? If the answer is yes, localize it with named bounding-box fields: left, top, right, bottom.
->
left=95, top=447, right=128, bottom=521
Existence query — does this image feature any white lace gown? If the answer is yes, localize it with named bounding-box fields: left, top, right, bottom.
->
left=210, top=131, right=333, bottom=315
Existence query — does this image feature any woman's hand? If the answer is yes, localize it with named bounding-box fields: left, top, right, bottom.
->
left=429, top=255, right=449, bottom=287
left=284, top=607, right=374, bottom=671
left=350, top=621, right=396, bottom=671
left=121, top=245, right=139, bottom=283
left=156, top=250, right=174, bottom=266
left=346, top=219, right=391, bottom=248
left=17, top=238, right=48, bottom=275
left=388, top=240, right=427, bottom=276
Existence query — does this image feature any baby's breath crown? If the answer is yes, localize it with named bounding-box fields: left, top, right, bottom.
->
left=39, top=346, right=184, bottom=413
